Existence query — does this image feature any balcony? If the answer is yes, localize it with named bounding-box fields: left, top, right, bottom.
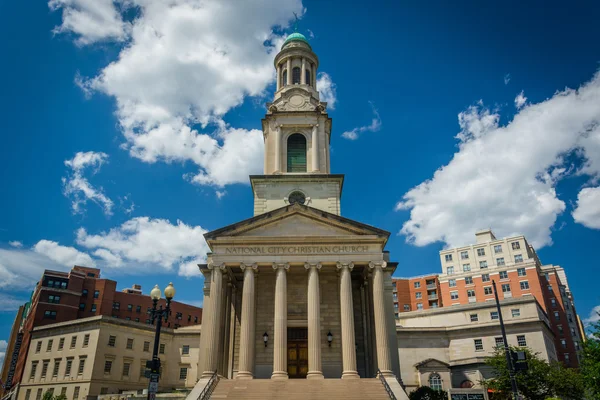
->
left=426, top=284, right=437, bottom=290
left=428, top=293, right=438, bottom=300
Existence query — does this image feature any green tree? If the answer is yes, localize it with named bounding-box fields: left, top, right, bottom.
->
left=482, top=346, right=583, bottom=400
left=581, top=314, right=600, bottom=399
left=408, top=386, right=448, bottom=400
left=41, top=392, right=66, bottom=400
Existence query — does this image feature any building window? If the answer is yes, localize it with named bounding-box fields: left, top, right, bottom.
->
left=194, top=316, right=199, bottom=323
left=463, top=264, right=471, bottom=272
left=460, top=251, right=469, bottom=260
left=127, top=304, right=133, bottom=311
left=465, top=276, right=473, bottom=285
left=78, top=357, right=86, bottom=375
left=108, top=335, right=116, bottom=347
left=512, top=241, right=521, bottom=250
left=414, top=282, right=421, bottom=289
left=517, top=268, right=526, bottom=277
left=482, top=273, right=490, bottom=282
left=281, top=69, right=287, bottom=87
left=36, top=389, right=43, bottom=400
left=305, top=69, right=311, bottom=86
left=449, top=279, right=456, bottom=287
left=445, top=254, right=453, bottom=262
left=511, top=309, right=521, bottom=317
left=554, top=311, right=560, bottom=321
left=123, top=362, right=131, bottom=376
left=48, top=295, right=61, bottom=304
left=470, top=314, right=478, bottom=322
left=499, top=271, right=508, bottom=280
left=484, top=286, right=493, bottom=295
left=30, top=361, right=38, bottom=379
left=495, top=337, right=504, bottom=347
left=517, top=335, right=527, bottom=347
left=403, top=304, right=410, bottom=311
left=79, top=302, right=86, bottom=311
left=143, top=341, right=150, bottom=352
left=35, top=341, right=42, bottom=353
left=159, top=343, right=166, bottom=354
left=60, top=388, right=67, bottom=397
left=447, top=266, right=454, bottom=274
left=450, top=291, right=459, bottom=300
left=136, top=305, right=142, bottom=313
left=292, top=66, right=301, bottom=84
left=25, top=389, right=32, bottom=400
left=91, top=304, right=97, bottom=312
left=429, top=373, right=442, bottom=390
left=47, top=340, right=53, bottom=352
left=561, top=339, right=567, bottom=348
left=65, top=358, right=73, bottom=376
left=104, top=360, right=112, bottom=374
left=44, top=310, right=57, bottom=319
left=474, top=339, right=484, bottom=351
left=467, top=289, right=476, bottom=299
left=502, top=283, right=511, bottom=293
left=491, top=311, right=499, bottom=320
left=393, top=293, right=398, bottom=301
left=520, top=281, right=530, bottom=290
left=551, top=298, right=557, bottom=307
left=415, top=292, right=422, bottom=299
left=514, top=254, right=523, bottom=263
left=74, top=387, right=80, bottom=400
left=53, top=359, right=60, bottom=377
left=180, top=367, right=188, bottom=380
left=564, top=353, right=571, bottom=365
left=58, top=338, right=65, bottom=350
left=70, top=336, right=77, bottom=349
left=182, top=345, right=190, bottom=355
left=41, top=361, right=49, bottom=378
left=477, top=248, right=485, bottom=257
left=82, top=289, right=88, bottom=296
left=94, top=290, right=100, bottom=299
left=126, top=338, right=134, bottom=349
left=83, top=334, right=90, bottom=347
left=287, top=133, right=307, bottom=172
left=494, top=244, right=502, bottom=253
left=479, top=261, right=488, bottom=269
left=113, top=302, right=120, bottom=310
left=416, top=303, right=423, bottom=310
left=496, top=258, right=505, bottom=266
left=176, top=312, right=183, bottom=320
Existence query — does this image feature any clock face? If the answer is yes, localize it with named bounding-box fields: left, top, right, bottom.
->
left=288, top=191, right=306, bottom=205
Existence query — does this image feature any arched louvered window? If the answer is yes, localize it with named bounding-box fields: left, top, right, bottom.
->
left=287, top=134, right=307, bottom=172
left=305, top=69, right=311, bottom=86
left=282, top=70, right=288, bottom=87
left=428, top=373, right=442, bottom=391
left=292, top=67, right=301, bottom=84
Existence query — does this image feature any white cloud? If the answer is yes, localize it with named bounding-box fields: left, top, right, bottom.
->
left=515, top=90, right=527, bottom=109
left=54, top=0, right=303, bottom=187
left=76, top=217, right=209, bottom=276
left=0, top=248, right=71, bottom=290
left=215, top=190, right=226, bottom=199
left=504, top=73, right=511, bottom=85
left=49, top=0, right=129, bottom=46
left=572, top=186, right=600, bottom=229
left=63, top=151, right=114, bottom=215
left=397, top=70, right=600, bottom=249
left=0, top=295, right=27, bottom=312
left=341, top=101, right=382, bottom=140
left=317, top=72, right=337, bottom=110
left=584, top=305, right=600, bottom=326
left=0, top=339, right=7, bottom=372
left=8, top=241, right=22, bottom=248
left=33, top=240, right=96, bottom=267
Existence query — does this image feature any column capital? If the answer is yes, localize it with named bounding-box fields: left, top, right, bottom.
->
left=240, top=263, right=258, bottom=272
left=272, top=263, right=290, bottom=271
left=336, top=262, right=354, bottom=271
left=304, top=262, right=322, bottom=271
left=208, top=262, right=226, bottom=271
left=368, top=261, right=387, bottom=270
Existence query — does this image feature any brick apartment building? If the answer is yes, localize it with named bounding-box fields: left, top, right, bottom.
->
left=0, top=266, right=202, bottom=398
left=393, top=229, right=585, bottom=367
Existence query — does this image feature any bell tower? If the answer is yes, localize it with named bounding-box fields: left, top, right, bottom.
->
left=250, top=32, right=343, bottom=216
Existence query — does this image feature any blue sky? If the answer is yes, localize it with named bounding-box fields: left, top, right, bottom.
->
left=1, top=0, right=600, bottom=361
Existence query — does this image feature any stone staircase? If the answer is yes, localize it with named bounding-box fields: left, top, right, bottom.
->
left=207, top=378, right=392, bottom=399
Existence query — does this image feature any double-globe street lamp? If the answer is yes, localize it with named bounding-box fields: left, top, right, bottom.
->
left=146, top=282, right=176, bottom=400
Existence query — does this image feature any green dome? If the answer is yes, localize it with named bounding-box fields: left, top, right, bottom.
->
left=283, top=32, right=309, bottom=46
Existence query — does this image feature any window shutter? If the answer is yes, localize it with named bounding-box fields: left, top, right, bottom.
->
left=287, top=134, right=307, bottom=172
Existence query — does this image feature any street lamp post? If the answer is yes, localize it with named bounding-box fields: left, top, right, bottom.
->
left=147, top=283, right=176, bottom=400
left=492, top=280, right=519, bottom=400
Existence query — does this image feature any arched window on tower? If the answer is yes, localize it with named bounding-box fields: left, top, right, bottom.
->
left=282, top=70, right=288, bottom=87
left=305, top=69, right=311, bottom=86
left=292, top=67, right=301, bottom=84
left=287, top=133, right=307, bottom=172
left=428, top=373, right=442, bottom=391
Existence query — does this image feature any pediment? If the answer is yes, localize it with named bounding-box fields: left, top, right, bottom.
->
left=268, top=88, right=324, bottom=113
left=414, top=358, right=450, bottom=370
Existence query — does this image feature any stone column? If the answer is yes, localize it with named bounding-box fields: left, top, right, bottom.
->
left=301, top=57, right=306, bottom=84
left=369, top=261, right=393, bottom=377
left=274, top=125, right=281, bottom=173
left=276, top=64, right=281, bottom=91
left=198, top=269, right=213, bottom=378
left=286, top=58, right=292, bottom=86
left=272, top=263, right=289, bottom=379
left=305, top=263, right=324, bottom=379
left=218, top=278, right=232, bottom=376
left=337, top=262, right=360, bottom=379
left=311, top=124, right=319, bottom=172
left=237, top=263, right=258, bottom=379
left=202, top=263, right=225, bottom=378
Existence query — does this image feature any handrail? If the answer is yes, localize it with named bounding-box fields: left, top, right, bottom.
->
left=377, top=369, right=397, bottom=400
left=198, top=370, right=219, bottom=400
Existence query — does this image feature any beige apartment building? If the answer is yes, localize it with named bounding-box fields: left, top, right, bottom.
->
left=396, top=296, right=556, bottom=395
left=17, top=316, right=200, bottom=400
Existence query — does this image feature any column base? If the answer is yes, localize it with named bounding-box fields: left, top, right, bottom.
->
left=377, top=369, right=394, bottom=378
left=201, top=371, right=217, bottom=379
left=236, top=371, right=254, bottom=380
left=341, top=371, right=360, bottom=379
left=271, top=371, right=289, bottom=380
left=306, top=371, right=324, bottom=379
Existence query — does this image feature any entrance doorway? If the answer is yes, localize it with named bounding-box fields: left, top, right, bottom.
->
left=287, top=327, right=308, bottom=378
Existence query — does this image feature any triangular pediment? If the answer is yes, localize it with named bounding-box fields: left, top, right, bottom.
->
left=414, top=358, right=450, bottom=369
left=204, top=204, right=389, bottom=242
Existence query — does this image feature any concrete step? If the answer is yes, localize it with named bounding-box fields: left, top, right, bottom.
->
left=209, top=378, right=391, bottom=399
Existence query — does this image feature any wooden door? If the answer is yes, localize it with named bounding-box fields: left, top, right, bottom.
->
left=287, top=341, right=308, bottom=378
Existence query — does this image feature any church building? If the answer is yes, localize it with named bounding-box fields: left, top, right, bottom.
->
left=191, top=31, right=409, bottom=399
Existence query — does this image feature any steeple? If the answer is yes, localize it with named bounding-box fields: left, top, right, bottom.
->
left=251, top=31, right=341, bottom=216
